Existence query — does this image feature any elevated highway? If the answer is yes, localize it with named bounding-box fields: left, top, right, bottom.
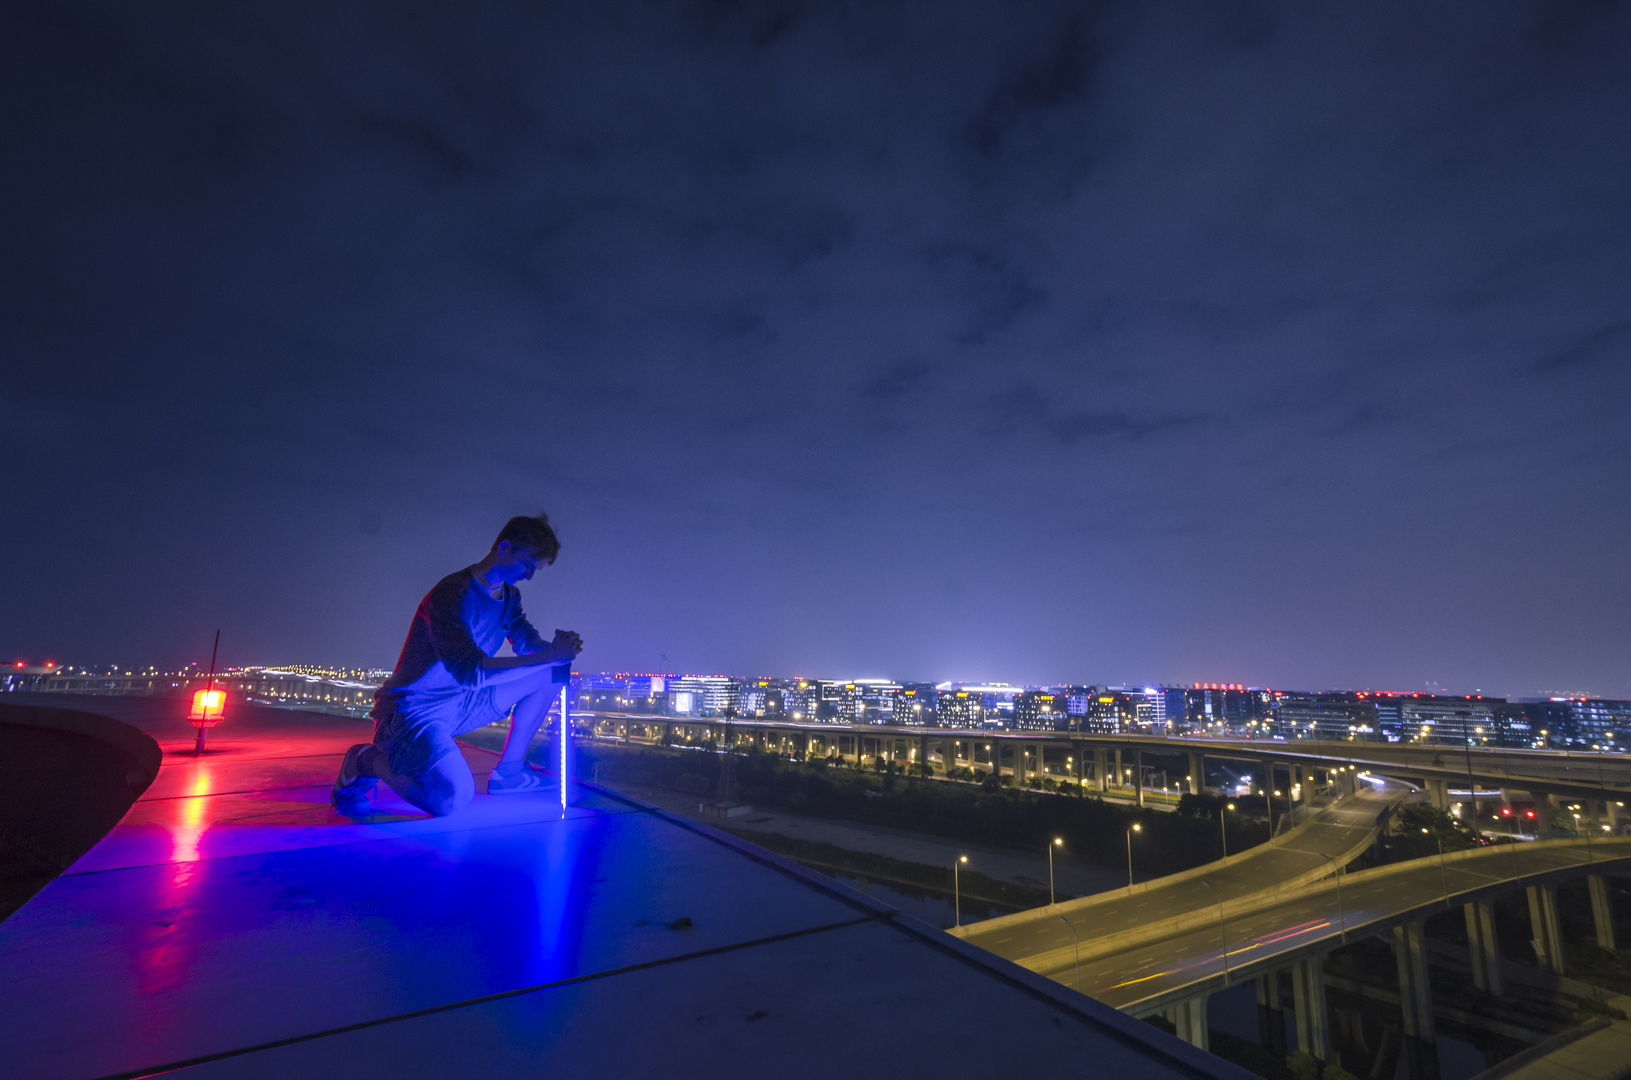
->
left=964, top=824, right=1631, bottom=1069
left=584, top=713, right=1631, bottom=822
left=951, top=777, right=1411, bottom=965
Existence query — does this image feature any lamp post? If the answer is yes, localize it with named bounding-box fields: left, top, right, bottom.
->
left=1263, top=771, right=1275, bottom=837
left=1049, top=838, right=1063, bottom=905
left=1057, top=914, right=1081, bottom=991
left=1422, top=828, right=1449, bottom=900
left=954, top=855, right=968, bottom=928
left=1126, top=823, right=1142, bottom=893
left=1220, top=802, right=1235, bottom=863
left=1317, top=852, right=1345, bottom=941
left=1200, top=879, right=1228, bottom=978
left=1574, top=812, right=1593, bottom=863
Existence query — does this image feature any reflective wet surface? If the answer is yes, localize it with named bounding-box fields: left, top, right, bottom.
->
left=0, top=696, right=1242, bottom=1080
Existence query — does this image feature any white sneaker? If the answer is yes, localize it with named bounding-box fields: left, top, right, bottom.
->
left=331, top=744, right=376, bottom=811
left=487, top=765, right=552, bottom=794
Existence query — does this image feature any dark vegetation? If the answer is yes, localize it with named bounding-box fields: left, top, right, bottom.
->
left=569, top=741, right=1272, bottom=877
left=1377, top=804, right=1484, bottom=863
left=715, top=829, right=1051, bottom=911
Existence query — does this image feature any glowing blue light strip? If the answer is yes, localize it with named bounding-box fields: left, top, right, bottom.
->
left=559, top=680, right=569, bottom=812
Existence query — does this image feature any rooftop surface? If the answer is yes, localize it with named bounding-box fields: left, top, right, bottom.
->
left=0, top=695, right=1248, bottom=1079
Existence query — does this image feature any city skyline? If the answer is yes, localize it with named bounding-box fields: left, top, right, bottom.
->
left=12, top=656, right=1625, bottom=712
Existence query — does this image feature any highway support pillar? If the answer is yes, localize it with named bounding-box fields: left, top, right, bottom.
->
left=1134, top=749, right=1144, bottom=807
left=1393, top=919, right=1438, bottom=1079
left=1426, top=779, right=1448, bottom=812
left=1533, top=793, right=1553, bottom=834
left=1113, top=748, right=1123, bottom=793
left=941, top=738, right=956, bottom=773
left=1290, top=954, right=1330, bottom=1063
left=1527, top=884, right=1566, bottom=974
left=1256, top=971, right=1287, bottom=1055
left=1164, top=995, right=1209, bottom=1052
left=1589, top=876, right=1618, bottom=952
left=1187, top=752, right=1203, bottom=795
left=1463, top=899, right=1503, bottom=996
left=1095, top=746, right=1108, bottom=793
left=1608, top=800, right=1622, bottom=834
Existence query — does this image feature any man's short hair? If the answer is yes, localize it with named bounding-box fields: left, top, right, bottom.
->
left=493, top=511, right=561, bottom=564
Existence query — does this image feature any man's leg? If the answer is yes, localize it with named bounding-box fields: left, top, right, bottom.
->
left=487, top=671, right=563, bottom=792
left=358, top=744, right=475, bottom=817
left=498, top=686, right=555, bottom=766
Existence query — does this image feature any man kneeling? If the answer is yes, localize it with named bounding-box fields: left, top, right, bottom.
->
left=331, top=511, right=583, bottom=817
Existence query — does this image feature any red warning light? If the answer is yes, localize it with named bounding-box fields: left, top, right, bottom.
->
left=1524, top=809, right=1536, bottom=819
left=188, top=689, right=226, bottom=728
left=1500, top=807, right=1512, bottom=816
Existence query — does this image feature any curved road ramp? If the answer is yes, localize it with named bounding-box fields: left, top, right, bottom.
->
left=0, top=696, right=1253, bottom=1080
left=957, top=774, right=1631, bottom=1075
left=952, top=776, right=1410, bottom=975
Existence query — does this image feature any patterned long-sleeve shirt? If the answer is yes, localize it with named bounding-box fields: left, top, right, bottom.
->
left=373, top=566, right=546, bottom=717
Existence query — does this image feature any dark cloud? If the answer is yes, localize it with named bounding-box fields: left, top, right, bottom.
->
left=2, top=0, right=1629, bottom=694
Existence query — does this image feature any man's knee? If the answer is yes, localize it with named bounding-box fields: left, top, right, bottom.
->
left=420, top=759, right=475, bottom=817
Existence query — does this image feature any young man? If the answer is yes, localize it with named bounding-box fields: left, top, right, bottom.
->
left=330, top=512, right=583, bottom=817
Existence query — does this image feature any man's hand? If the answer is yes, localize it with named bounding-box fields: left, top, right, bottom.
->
left=548, top=629, right=583, bottom=662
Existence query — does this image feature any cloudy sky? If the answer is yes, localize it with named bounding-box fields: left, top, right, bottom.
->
left=3, top=2, right=1628, bottom=695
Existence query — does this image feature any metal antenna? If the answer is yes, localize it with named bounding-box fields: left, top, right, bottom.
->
left=194, top=630, right=220, bottom=754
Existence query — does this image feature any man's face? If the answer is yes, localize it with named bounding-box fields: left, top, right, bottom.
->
left=489, top=542, right=544, bottom=585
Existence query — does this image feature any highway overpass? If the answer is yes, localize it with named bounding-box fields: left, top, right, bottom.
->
left=582, top=713, right=1631, bottom=829
left=963, top=818, right=1628, bottom=1073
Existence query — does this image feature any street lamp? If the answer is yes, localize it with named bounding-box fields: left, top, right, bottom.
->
left=1057, top=915, right=1081, bottom=991
left=1422, top=828, right=1449, bottom=900
left=1049, top=838, right=1063, bottom=905
left=1220, top=802, right=1235, bottom=863
left=1200, top=879, right=1228, bottom=978
left=1574, top=812, right=1594, bottom=863
left=954, top=855, right=968, bottom=928
left=1126, top=823, right=1142, bottom=893
left=1317, top=852, right=1345, bottom=940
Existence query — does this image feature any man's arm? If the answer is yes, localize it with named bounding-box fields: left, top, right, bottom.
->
left=501, top=590, right=549, bottom=656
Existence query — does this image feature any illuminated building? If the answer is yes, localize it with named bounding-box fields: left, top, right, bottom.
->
left=1274, top=692, right=1380, bottom=741
left=892, top=683, right=938, bottom=725
left=783, top=679, right=816, bottom=720
left=935, top=688, right=983, bottom=727
left=1181, top=685, right=1270, bottom=732
left=1364, top=693, right=1528, bottom=746
left=1013, top=689, right=1065, bottom=730
left=1517, top=698, right=1630, bottom=749
left=666, top=675, right=735, bottom=717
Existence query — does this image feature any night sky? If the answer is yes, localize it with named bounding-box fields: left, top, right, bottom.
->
left=3, top=3, right=1628, bottom=696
